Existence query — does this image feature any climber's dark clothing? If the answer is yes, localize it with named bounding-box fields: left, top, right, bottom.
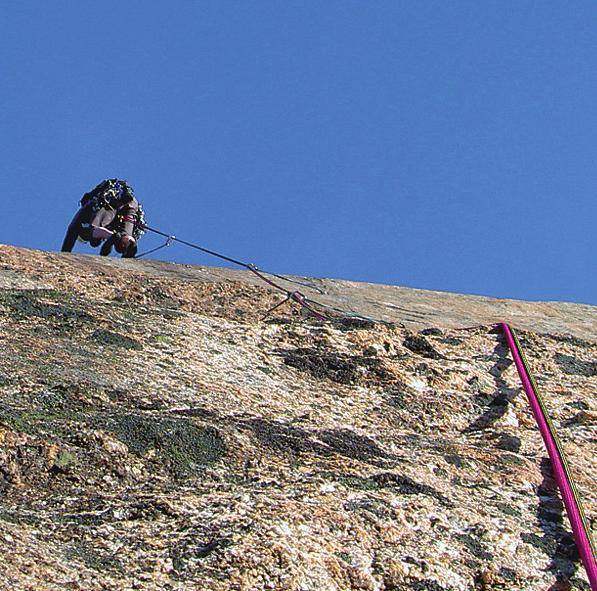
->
left=61, top=196, right=140, bottom=258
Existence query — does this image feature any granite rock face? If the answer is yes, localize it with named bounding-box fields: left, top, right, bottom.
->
left=0, top=245, right=595, bottom=591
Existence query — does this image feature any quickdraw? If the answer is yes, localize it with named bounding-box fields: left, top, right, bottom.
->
left=134, top=234, right=175, bottom=260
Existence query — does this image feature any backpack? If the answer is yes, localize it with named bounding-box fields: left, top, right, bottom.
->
left=80, top=179, right=135, bottom=211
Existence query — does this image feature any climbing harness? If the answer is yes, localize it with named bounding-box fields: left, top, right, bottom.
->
left=136, top=224, right=377, bottom=323
left=500, top=323, right=597, bottom=589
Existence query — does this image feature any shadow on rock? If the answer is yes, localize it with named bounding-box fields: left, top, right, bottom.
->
left=464, top=336, right=518, bottom=433
left=521, top=458, right=585, bottom=590
left=243, top=418, right=395, bottom=467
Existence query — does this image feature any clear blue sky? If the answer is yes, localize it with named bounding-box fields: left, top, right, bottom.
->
left=2, top=2, right=595, bottom=305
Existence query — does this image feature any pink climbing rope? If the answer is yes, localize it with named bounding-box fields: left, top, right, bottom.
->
left=500, top=323, right=596, bottom=589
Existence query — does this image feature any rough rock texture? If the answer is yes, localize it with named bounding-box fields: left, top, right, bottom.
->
left=0, top=244, right=595, bottom=591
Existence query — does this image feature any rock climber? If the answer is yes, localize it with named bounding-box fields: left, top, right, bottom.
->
left=61, top=179, right=145, bottom=258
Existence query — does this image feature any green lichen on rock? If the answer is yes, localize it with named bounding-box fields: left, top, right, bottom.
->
left=54, top=449, right=77, bottom=470
left=281, top=347, right=393, bottom=385
left=554, top=353, right=597, bottom=377
left=0, top=406, right=36, bottom=434
left=0, top=382, right=111, bottom=445
left=333, top=471, right=451, bottom=506
left=91, top=329, right=143, bottom=350
left=403, top=334, right=445, bottom=359
left=455, top=526, right=494, bottom=562
left=0, top=289, right=93, bottom=326
left=65, top=541, right=124, bottom=573
left=108, top=414, right=226, bottom=477
left=0, top=404, right=81, bottom=436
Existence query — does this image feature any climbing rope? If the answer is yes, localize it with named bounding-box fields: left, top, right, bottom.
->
left=137, top=224, right=377, bottom=323
left=500, top=323, right=597, bottom=589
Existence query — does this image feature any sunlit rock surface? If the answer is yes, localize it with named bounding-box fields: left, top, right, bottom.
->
left=0, top=245, right=594, bottom=591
